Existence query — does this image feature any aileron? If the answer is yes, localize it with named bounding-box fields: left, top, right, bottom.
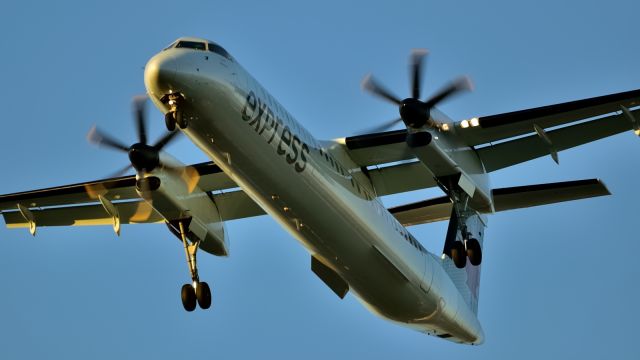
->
left=477, top=110, right=636, bottom=172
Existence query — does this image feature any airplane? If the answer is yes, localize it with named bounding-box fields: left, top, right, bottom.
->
left=1, top=36, right=639, bottom=345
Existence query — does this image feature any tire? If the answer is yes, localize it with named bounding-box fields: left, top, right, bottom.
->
left=181, top=284, right=196, bottom=312
left=175, top=110, right=188, bottom=129
left=451, top=241, right=467, bottom=269
left=165, top=112, right=176, bottom=131
left=466, top=238, right=482, bottom=266
left=196, top=281, right=212, bottom=309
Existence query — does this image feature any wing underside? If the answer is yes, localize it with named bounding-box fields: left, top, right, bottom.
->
left=339, top=89, right=640, bottom=194
left=0, top=161, right=264, bottom=232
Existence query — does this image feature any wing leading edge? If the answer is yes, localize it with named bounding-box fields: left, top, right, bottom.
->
left=339, top=88, right=640, bottom=182
left=0, top=161, right=265, bottom=233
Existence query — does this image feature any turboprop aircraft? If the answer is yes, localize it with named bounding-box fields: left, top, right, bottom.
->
left=1, top=37, right=639, bottom=345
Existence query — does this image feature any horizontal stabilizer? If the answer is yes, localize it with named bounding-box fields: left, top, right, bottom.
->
left=490, top=179, right=610, bottom=212
left=389, top=179, right=610, bottom=226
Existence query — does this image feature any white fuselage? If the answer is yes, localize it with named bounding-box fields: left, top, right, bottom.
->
left=144, top=44, right=484, bottom=344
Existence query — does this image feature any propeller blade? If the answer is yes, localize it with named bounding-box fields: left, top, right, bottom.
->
left=410, top=49, right=428, bottom=99
left=87, top=125, right=130, bottom=152
left=423, top=76, right=473, bottom=109
left=108, top=164, right=134, bottom=178
left=152, top=130, right=179, bottom=151
left=358, top=118, right=403, bottom=135
left=361, top=74, right=402, bottom=106
left=133, top=95, right=148, bottom=145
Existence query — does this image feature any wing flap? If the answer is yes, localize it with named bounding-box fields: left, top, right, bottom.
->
left=369, top=161, right=437, bottom=197
left=213, top=190, right=265, bottom=221
left=389, top=196, right=452, bottom=226
left=191, top=162, right=237, bottom=192
left=341, top=130, right=413, bottom=167
left=3, top=200, right=164, bottom=228
left=477, top=110, right=635, bottom=172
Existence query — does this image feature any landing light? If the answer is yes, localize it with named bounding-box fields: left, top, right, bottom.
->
left=460, top=117, right=480, bottom=129
left=441, top=123, right=450, bottom=131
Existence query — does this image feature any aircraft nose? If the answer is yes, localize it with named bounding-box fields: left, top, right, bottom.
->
left=144, top=52, right=177, bottom=97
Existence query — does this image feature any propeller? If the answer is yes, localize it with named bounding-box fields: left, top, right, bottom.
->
left=88, top=96, right=180, bottom=178
left=361, top=49, right=473, bottom=132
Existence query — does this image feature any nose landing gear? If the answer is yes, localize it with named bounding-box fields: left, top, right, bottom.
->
left=163, top=94, right=188, bottom=131
left=176, top=220, right=212, bottom=312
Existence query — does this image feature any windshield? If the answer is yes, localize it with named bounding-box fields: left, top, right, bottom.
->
left=175, top=41, right=206, bottom=51
left=208, top=43, right=233, bottom=61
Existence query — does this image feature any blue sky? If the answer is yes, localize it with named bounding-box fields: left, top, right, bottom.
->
left=0, top=0, right=639, bottom=358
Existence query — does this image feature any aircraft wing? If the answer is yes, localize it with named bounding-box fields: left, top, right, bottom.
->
left=338, top=132, right=437, bottom=196
left=340, top=89, right=640, bottom=186
left=0, top=161, right=264, bottom=232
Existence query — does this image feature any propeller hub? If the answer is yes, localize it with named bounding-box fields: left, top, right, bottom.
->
left=360, top=50, right=472, bottom=133
left=400, top=98, right=429, bottom=128
left=128, top=143, right=160, bottom=172
left=87, top=96, right=180, bottom=177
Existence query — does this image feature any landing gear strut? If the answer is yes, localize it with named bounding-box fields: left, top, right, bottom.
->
left=443, top=182, right=483, bottom=269
left=176, top=220, right=212, bottom=311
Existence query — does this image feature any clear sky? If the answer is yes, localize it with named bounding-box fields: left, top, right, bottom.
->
left=0, top=0, right=639, bottom=359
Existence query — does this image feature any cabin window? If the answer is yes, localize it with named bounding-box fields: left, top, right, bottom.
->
left=176, top=41, right=206, bottom=51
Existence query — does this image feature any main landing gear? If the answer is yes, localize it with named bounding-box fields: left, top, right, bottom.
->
left=164, top=94, right=187, bottom=131
left=443, top=183, right=484, bottom=269
left=176, top=220, right=211, bottom=312
left=450, top=238, right=482, bottom=269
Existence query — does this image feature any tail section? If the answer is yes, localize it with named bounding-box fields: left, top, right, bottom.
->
left=389, top=178, right=610, bottom=315
left=441, top=208, right=485, bottom=314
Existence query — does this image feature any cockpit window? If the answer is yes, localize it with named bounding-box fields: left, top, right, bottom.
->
left=163, top=41, right=178, bottom=51
left=175, top=41, right=206, bottom=51
left=208, top=43, right=233, bottom=61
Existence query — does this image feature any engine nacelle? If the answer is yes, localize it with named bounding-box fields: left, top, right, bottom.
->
left=136, top=156, right=229, bottom=256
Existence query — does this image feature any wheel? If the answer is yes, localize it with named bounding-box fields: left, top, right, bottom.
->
left=466, top=238, right=482, bottom=266
left=181, top=284, right=196, bottom=312
left=165, top=111, right=176, bottom=131
left=175, top=110, right=188, bottom=129
left=451, top=241, right=467, bottom=269
left=196, top=281, right=212, bottom=309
